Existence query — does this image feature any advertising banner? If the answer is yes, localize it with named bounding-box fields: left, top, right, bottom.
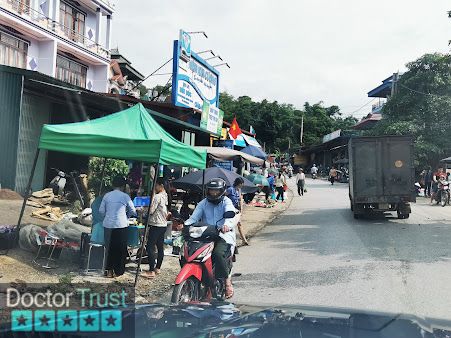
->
left=201, top=101, right=224, bottom=135
left=172, top=30, right=220, bottom=111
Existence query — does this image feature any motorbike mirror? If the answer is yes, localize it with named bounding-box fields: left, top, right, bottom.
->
left=223, top=211, right=236, bottom=219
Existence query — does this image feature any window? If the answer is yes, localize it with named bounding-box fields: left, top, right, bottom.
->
left=56, top=54, right=87, bottom=88
left=59, top=2, right=86, bottom=43
left=0, top=31, right=28, bottom=69
left=7, top=0, right=31, bottom=15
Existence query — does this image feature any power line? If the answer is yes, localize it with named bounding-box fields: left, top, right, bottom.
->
left=344, top=98, right=377, bottom=116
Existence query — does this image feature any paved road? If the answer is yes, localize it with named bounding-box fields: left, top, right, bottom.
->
left=233, top=178, right=451, bottom=319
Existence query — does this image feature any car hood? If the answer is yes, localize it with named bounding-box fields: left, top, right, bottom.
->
left=131, top=302, right=451, bottom=338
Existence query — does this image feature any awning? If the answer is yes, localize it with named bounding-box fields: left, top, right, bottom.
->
left=196, top=146, right=264, bottom=165
left=231, top=134, right=246, bottom=147
left=240, top=145, right=267, bottom=160
left=242, top=134, right=262, bottom=148
left=39, top=103, right=207, bottom=168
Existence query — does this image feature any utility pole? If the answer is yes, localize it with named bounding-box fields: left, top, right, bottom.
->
left=300, top=115, right=304, bottom=145
left=391, top=72, right=399, bottom=97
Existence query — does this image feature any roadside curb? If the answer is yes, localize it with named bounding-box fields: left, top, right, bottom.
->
left=237, top=188, right=294, bottom=247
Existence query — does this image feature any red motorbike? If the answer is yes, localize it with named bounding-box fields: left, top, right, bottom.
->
left=171, top=211, right=236, bottom=304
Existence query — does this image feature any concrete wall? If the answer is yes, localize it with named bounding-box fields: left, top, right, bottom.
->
left=87, top=64, right=108, bottom=92
left=38, top=40, right=57, bottom=76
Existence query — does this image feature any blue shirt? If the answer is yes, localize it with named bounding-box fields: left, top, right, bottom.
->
left=226, top=186, right=241, bottom=209
left=99, top=190, right=137, bottom=229
left=185, top=196, right=236, bottom=245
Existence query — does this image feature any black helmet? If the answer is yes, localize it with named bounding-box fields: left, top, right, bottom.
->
left=206, top=178, right=227, bottom=204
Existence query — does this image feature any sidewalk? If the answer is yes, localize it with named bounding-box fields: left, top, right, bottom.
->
left=0, top=189, right=293, bottom=303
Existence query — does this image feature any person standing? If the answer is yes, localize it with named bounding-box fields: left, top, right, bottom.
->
left=267, top=173, right=275, bottom=201
left=226, top=178, right=249, bottom=245
left=329, top=167, right=337, bottom=185
left=275, top=172, right=287, bottom=202
left=143, top=178, right=168, bottom=279
left=424, top=168, right=433, bottom=198
left=99, top=176, right=137, bottom=278
left=296, top=168, right=306, bottom=196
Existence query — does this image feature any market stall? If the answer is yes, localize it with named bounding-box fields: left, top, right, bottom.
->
left=16, top=103, right=207, bottom=285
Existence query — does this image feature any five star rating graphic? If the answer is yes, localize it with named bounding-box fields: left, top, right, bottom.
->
left=11, top=310, right=122, bottom=332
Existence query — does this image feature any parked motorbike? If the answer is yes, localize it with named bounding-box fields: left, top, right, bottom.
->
left=312, top=173, right=317, bottom=179
left=414, top=182, right=422, bottom=196
left=435, top=180, right=450, bottom=207
left=49, top=168, right=85, bottom=208
left=171, top=211, right=236, bottom=304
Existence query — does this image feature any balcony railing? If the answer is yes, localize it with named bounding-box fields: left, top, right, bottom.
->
left=1, top=0, right=109, bottom=59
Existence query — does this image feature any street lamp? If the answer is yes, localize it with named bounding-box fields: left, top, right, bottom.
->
left=205, top=55, right=223, bottom=61
left=212, top=62, right=231, bottom=69
left=186, top=31, right=208, bottom=39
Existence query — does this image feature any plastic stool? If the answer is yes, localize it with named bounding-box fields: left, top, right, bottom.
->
left=85, top=243, right=106, bottom=274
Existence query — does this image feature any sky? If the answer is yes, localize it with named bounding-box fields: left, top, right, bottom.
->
left=111, top=0, right=451, bottom=118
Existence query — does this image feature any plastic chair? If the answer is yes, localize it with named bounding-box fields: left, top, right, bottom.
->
left=85, top=223, right=106, bottom=275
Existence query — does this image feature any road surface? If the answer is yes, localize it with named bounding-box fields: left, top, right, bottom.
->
left=233, top=177, right=451, bottom=320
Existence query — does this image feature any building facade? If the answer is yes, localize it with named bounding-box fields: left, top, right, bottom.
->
left=0, top=0, right=113, bottom=92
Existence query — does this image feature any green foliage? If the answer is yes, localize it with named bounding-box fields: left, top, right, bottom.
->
left=88, top=157, right=129, bottom=193
left=371, top=53, right=451, bottom=168
left=219, top=93, right=357, bottom=153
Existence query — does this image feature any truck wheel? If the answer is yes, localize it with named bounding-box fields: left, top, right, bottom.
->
left=397, top=211, right=409, bottom=219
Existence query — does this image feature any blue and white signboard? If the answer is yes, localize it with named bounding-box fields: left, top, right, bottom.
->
left=172, top=30, right=220, bottom=111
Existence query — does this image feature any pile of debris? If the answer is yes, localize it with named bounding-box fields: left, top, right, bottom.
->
left=26, top=188, right=66, bottom=222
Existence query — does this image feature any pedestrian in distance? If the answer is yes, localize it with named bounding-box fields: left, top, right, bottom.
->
left=226, top=177, right=249, bottom=245
left=100, top=176, right=137, bottom=278
left=424, top=167, right=433, bottom=198
left=275, top=172, right=287, bottom=203
left=329, top=167, right=337, bottom=185
left=296, top=168, right=306, bottom=196
left=143, top=178, right=169, bottom=279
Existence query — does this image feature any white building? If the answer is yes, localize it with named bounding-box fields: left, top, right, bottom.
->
left=0, top=0, right=114, bottom=92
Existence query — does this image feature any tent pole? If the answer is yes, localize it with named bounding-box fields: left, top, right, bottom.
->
left=98, top=158, right=107, bottom=196
left=17, top=148, right=40, bottom=232
left=202, top=169, right=206, bottom=198
left=134, top=163, right=159, bottom=287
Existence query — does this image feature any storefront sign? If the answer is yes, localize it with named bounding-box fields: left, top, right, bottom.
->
left=322, top=129, right=341, bottom=143
left=212, top=139, right=233, bottom=171
left=172, top=30, right=220, bottom=111
left=200, top=101, right=224, bottom=135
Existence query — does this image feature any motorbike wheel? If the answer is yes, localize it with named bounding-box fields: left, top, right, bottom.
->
left=441, top=193, right=447, bottom=207
left=171, top=277, right=200, bottom=304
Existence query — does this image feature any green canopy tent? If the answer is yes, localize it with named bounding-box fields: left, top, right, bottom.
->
left=17, top=103, right=207, bottom=285
left=38, top=103, right=206, bottom=167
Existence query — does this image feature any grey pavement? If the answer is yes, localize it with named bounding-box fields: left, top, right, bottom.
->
left=232, top=177, right=451, bottom=320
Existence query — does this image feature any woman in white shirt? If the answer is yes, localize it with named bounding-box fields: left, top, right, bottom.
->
left=296, top=168, right=306, bottom=196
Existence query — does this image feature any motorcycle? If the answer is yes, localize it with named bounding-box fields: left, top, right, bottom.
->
left=312, top=172, right=317, bottom=179
left=171, top=211, right=236, bottom=304
left=49, top=168, right=86, bottom=208
left=435, top=180, right=450, bottom=207
left=414, top=182, right=422, bottom=196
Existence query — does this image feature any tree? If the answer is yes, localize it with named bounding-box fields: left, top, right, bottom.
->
left=371, top=53, right=451, bottom=168
left=219, top=93, right=352, bottom=153
left=88, top=157, right=129, bottom=193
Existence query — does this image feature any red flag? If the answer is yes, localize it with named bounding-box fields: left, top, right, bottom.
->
left=229, top=117, right=242, bottom=139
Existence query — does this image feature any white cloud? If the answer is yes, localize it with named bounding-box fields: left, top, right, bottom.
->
left=112, top=0, right=451, bottom=117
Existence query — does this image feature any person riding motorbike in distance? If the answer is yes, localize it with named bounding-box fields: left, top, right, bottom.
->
left=184, top=178, right=237, bottom=298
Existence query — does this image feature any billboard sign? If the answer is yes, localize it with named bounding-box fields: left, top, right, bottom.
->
left=212, top=139, right=233, bottom=171
left=201, top=101, right=224, bottom=135
left=172, top=30, right=220, bottom=111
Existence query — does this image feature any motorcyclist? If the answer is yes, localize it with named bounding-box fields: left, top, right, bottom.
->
left=310, top=164, right=318, bottom=177
left=184, top=178, right=237, bottom=298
